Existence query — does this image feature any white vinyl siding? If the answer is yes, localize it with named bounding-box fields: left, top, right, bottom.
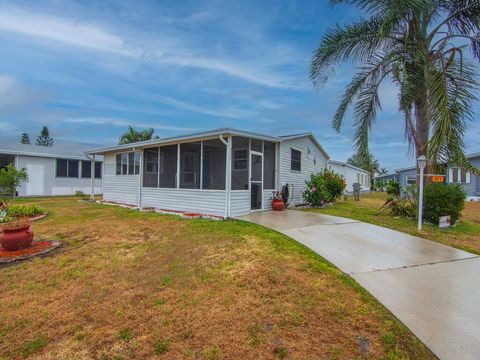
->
left=279, top=136, right=328, bottom=206
left=328, top=161, right=370, bottom=193
left=103, top=152, right=139, bottom=205
left=230, top=191, right=250, bottom=217
left=142, top=188, right=226, bottom=217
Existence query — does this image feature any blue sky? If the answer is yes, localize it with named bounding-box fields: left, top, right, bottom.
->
left=0, top=0, right=479, bottom=171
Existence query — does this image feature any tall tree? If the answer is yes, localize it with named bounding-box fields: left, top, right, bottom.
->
left=20, top=133, right=31, bottom=144
left=35, top=126, right=54, bottom=147
left=118, top=126, right=158, bottom=144
left=311, top=0, right=480, bottom=174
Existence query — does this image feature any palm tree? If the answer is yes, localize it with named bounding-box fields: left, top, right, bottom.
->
left=119, top=126, right=158, bottom=144
left=379, top=168, right=389, bottom=176
left=311, top=0, right=480, bottom=173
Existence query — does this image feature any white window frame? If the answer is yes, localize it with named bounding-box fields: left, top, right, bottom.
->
left=290, top=147, right=302, bottom=172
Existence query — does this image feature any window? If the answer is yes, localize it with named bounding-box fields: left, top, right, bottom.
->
left=232, top=137, right=249, bottom=190
left=233, top=149, right=248, bottom=170
left=180, top=142, right=201, bottom=189
left=290, top=148, right=301, bottom=171
left=0, top=155, right=14, bottom=170
left=116, top=152, right=140, bottom=175
left=159, top=145, right=177, bottom=188
left=406, top=175, right=417, bottom=185
left=95, top=162, right=102, bottom=179
left=202, top=139, right=226, bottom=190
left=450, top=167, right=470, bottom=184
left=56, top=159, right=79, bottom=178
left=263, top=141, right=276, bottom=189
left=82, top=161, right=103, bottom=178
left=81, top=161, right=91, bottom=178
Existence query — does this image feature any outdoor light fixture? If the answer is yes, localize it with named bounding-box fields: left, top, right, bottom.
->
left=417, top=155, right=427, bottom=231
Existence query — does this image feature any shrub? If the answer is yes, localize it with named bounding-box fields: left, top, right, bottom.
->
left=386, top=180, right=400, bottom=197
left=7, top=204, right=44, bottom=218
left=75, top=190, right=89, bottom=200
left=378, top=196, right=416, bottom=218
left=303, top=170, right=346, bottom=206
left=423, top=183, right=466, bottom=224
left=0, top=164, right=28, bottom=206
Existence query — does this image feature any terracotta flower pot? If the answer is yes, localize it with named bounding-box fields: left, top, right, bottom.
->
left=271, top=200, right=285, bottom=211
left=0, top=224, right=34, bottom=251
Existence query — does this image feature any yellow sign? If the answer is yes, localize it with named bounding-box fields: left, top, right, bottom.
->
left=432, top=176, right=445, bottom=183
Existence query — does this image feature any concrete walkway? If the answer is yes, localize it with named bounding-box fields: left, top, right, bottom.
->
left=237, top=210, right=480, bottom=360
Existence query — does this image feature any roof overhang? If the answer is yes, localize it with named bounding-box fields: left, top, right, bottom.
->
left=279, top=133, right=330, bottom=160
left=328, top=160, right=368, bottom=173
left=85, top=128, right=282, bottom=155
left=0, top=149, right=91, bottom=161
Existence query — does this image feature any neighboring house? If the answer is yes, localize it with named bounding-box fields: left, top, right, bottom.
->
left=327, top=160, right=370, bottom=192
left=446, top=153, right=480, bottom=201
left=86, top=128, right=329, bottom=218
left=395, top=152, right=480, bottom=201
left=0, top=139, right=103, bottom=197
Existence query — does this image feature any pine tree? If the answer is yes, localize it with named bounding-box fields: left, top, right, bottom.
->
left=20, top=133, right=31, bottom=144
left=35, top=126, right=54, bottom=147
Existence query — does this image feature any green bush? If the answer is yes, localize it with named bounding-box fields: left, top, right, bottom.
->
left=386, top=181, right=400, bottom=197
left=423, top=183, right=466, bottom=224
left=303, top=170, right=346, bottom=206
left=7, top=204, right=44, bottom=218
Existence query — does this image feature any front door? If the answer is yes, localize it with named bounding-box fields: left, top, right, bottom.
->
left=250, top=152, right=263, bottom=210
left=26, top=164, right=45, bottom=196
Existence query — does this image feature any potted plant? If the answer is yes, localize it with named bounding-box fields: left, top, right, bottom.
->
left=0, top=165, right=32, bottom=251
left=0, top=218, right=34, bottom=251
left=271, top=191, right=285, bottom=211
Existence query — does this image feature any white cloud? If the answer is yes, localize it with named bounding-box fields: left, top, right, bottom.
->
left=0, top=7, right=301, bottom=89
left=0, top=121, right=16, bottom=133
left=63, top=116, right=196, bottom=132
left=155, top=95, right=255, bottom=119
left=0, top=74, right=49, bottom=115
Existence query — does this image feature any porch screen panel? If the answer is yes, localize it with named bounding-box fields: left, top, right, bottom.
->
left=143, top=148, right=159, bottom=187
left=202, top=139, right=226, bottom=190
left=263, top=142, right=276, bottom=189
left=180, top=142, right=201, bottom=189
left=159, top=145, right=177, bottom=188
left=232, top=136, right=249, bottom=190
left=251, top=139, right=263, bottom=152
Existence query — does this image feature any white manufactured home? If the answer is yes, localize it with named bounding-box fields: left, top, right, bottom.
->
left=86, top=128, right=329, bottom=218
left=0, top=139, right=103, bottom=197
left=327, top=160, right=370, bottom=192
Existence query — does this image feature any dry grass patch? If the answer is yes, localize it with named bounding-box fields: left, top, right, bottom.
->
left=0, top=197, right=434, bottom=359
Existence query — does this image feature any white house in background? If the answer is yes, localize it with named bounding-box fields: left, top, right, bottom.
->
left=327, top=160, right=370, bottom=192
left=0, top=139, right=103, bottom=197
left=86, top=128, right=330, bottom=218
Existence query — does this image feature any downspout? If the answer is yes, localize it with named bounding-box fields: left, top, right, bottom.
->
left=86, top=154, right=95, bottom=201
left=133, top=147, right=143, bottom=210
left=219, top=135, right=231, bottom=218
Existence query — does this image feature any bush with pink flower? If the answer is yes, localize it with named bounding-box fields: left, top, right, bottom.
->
left=303, top=170, right=346, bottom=206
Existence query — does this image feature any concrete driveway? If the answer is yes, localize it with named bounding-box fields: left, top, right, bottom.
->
left=237, top=210, right=480, bottom=360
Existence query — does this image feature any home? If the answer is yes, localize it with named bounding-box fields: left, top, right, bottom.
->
left=395, top=152, right=480, bottom=201
left=327, top=160, right=370, bottom=192
left=86, top=128, right=330, bottom=218
left=0, top=139, right=103, bottom=196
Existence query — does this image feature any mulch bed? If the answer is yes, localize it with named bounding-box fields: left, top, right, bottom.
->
left=0, top=241, right=62, bottom=265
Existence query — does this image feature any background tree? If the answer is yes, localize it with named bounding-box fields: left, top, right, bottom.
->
left=347, top=152, right=380, bottom=189
left=35, top=126, right=54, bottom=147
left=20, top=133, right=31, bottom=144
left=310, top=0, right=480, bottom=174
left=0, top=164, right=28, bottom=207
left=119, top=126, right=158, bottom=144
left=378, top=168, right=389, bottom=176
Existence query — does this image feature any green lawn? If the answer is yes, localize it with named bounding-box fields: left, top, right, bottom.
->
left=0, top=197, right=434, bottom=359
left=304, top=192, right=480, bottom=255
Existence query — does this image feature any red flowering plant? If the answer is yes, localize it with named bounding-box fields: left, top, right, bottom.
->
left=303, top=170, right=346, bottom=206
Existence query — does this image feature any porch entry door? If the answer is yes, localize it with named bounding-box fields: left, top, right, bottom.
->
left=26, top=164, right=45, bottom=196
left=250, top=152, right=263, bottom=210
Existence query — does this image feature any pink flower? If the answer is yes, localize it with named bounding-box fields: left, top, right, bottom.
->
left=311, top=186, right=316, bottom=192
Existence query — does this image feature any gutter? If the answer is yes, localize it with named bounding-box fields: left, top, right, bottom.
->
left=219, top=135, right=232, bottom=218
